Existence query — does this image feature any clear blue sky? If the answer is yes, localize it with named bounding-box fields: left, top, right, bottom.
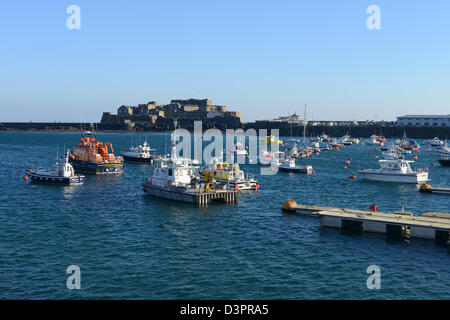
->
left=1, top=0, right=449, bottom=122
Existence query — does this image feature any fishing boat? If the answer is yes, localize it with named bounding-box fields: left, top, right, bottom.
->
left=367, top=135, right=384, bottom=146
left=341, top=135, right=353, bottom=145
left=358, top=159, right=429, bottom=184
left=200, top=158, right=259, bottom=190
left=69, top=131, right=124, bottom=175
left=397, top=134, right=420, bottom=151
left=142, top=158, right=237, bottom=205
left=26, top=150, right=85, bottom=185
left=278, top=158, right=313, bottom=174
left=121, top=141, right=159, bottom=164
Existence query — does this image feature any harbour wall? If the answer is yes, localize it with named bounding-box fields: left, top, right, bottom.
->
left=1, top=121, right=449, bottom=139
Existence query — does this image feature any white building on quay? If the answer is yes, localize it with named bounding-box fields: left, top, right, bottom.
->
left=396, top=115, right=449, bottom=127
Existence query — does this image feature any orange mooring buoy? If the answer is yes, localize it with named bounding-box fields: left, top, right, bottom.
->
left=23, top=176, right=28, bottom=180
left=349, top=175, right=356, bottom=179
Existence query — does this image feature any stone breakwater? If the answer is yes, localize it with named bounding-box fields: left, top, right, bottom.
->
left=1, top=121, right=449, bottom=139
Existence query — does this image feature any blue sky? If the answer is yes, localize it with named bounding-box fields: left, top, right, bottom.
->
left=1, top=0, right=449, bottom=122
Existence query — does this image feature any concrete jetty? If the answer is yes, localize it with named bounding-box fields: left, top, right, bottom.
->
left=419, top=183, right=450, bottom=195
left=143, top=182, right=238, bottom=206
left=282, top=199, right=450, bottom=244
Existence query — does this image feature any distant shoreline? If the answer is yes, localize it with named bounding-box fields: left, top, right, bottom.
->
left=1, top=122, right=449, bottom=139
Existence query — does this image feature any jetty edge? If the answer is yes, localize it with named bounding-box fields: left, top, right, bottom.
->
left=281, top=200, right=450, bottom=244
left=419, top=183, right=450, bottom=195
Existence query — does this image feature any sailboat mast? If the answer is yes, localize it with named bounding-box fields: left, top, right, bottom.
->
left=303, top=104, right=307, bottom=145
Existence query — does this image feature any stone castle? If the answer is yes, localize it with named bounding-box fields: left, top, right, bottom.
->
left=101, top=98, right=242, bottom=130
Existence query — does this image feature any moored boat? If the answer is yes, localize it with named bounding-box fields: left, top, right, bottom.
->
left=381, top=144, right=404, bottom=160
left=142, top=158, right=238, bottom=205
left=358, top=159, right=429, bottom=184
left=438, top=154, right=450, bottom=167
left=278, top=158, right=313, bottom=174
left=69, top=131, right=124, bottom=175
left=26, top=150, right=85, bottom=185
left=436, top=142, right=450, bottom=156
left=426, top=137, right=444, bottom=147
left=121, top=141, right=159, bottom=164
left=226, top=141, right=248, bottom=157
left=200, top=159, right=259, bottom=190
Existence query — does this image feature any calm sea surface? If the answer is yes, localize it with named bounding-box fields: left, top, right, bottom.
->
left=0, top=131, right=448, bottom=299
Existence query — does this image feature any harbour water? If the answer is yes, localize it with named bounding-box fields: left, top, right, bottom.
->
left=0, top=131, right=448, bottom=299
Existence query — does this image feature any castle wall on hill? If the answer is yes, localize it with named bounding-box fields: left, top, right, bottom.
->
left=100, top=98, right=242, bottom=129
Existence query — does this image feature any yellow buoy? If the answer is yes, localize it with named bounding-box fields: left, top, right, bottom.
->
left=282, top=199, right=298, bottom=213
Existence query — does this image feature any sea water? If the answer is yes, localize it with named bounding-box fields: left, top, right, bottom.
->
left=0, top=131, right=448, bottom=299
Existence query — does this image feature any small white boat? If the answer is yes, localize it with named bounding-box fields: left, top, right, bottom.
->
left=278, top=158, right=313, bottom=174
left=226, top=142, right=248, bottom=157
left=26, top=150, right=85, bottom=185
left=259, top=150, right=285, bottom=166
left=381, top=144, right=404, bottom=160
left=121, top=141, right=159, bottom=164
left=161, top=145, right=200, bottom=166
left=367, top=135, right=384, bottom=146
left=284, top=140, right=300, bottom=158
left=341, top=135, right=353, bottom=145
left=426, top=137, right=444, bottom=147
left=358, top=159, right=429, bottom=184
left=437, top=142, right=450, bottom=156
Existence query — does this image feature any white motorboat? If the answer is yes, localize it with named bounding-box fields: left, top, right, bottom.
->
left=367, top=135, right=384, bottom=146
left=358, top=159, right=429, bottom=184
left=259, top=150, right=285, bottom=166
left=381, top=144, right=404, bottom=160
left=341, top=135, right=353, bottom=145
left=121, top=141, right=159, bottom=164
left=436, top=142, right=450, bottom=156
left=26, top=150, right=85, bottom=185
left=226, top=142, right=248, bottom=157
left=426, top=137, right=445, bottom=147
left=278, top=158, right=313, bottom=174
